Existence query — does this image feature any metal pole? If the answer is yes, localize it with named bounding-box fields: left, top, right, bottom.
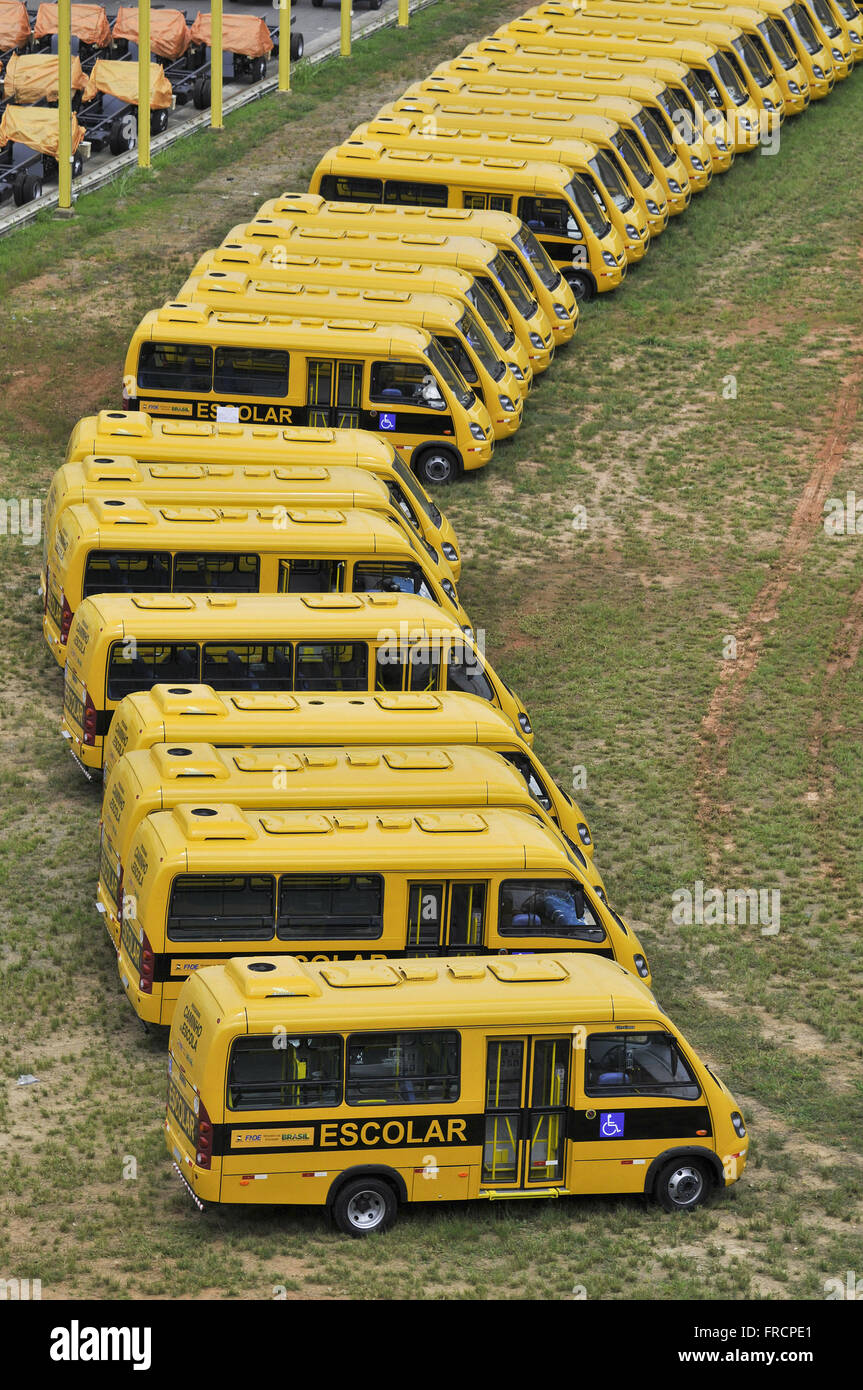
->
left=211, top=0, right=224, bottom=129
left=340, top=0, right=351, bottom=58
left=57, top=0, right=71, bottom=208
left=278, top=0, right=291, bottom=92
left=398, top=0, right=409, bottom=26
left=138, top=0, right=151, bottom=169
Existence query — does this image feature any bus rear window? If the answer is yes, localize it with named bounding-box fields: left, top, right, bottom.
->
left=168, top=873, right=276, bottom=941
left=137, top=343, right=212, bottom=393
left=83, top=551, right=171, bottom=598
left=107, top=641, right=199, bottom=700
left=214, top=348, right=289, bottom=397
left=228, top=1034, right=343, bottom=1110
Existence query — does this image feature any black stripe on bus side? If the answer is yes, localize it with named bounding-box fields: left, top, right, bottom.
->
left=140, top=398, right=457, bottom=438
left=213, top=1112, right=487, bottom=1158
left=568, top=1106, right=713, bottom=1143
left=156, top=944, right=618, bottom=981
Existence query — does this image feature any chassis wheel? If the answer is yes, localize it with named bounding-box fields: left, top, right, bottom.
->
left=566, top=271, right=593, bottom=303
left=654, top=1158, right=712, bottom=1213
left=414, top=447, right=460, bottom=487
left=332, top=1177, right=397, bottom=1237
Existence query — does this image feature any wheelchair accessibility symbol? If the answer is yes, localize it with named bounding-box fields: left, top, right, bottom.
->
left=379, top=413, right=396, bottom=431
left=600, top=1112, right=625, bottom=1138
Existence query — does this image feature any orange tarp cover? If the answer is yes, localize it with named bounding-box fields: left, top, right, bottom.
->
left=113, top=7, right=191, bottom=61
left=33, top=4, right=112, bottom=47
left=0, top=104, right=84, bottom=154
left=3, top=52, right=86, bottom=103
left=0, top=1, right=31, bottom=51
left=82, top=59, right=173, bottom=109
left=189, top=13, right=273, bottom=58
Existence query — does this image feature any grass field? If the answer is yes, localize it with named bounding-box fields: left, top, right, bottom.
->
left=0, top=1, right=862, bottom=1300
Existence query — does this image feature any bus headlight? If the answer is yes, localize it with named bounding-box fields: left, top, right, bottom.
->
left=554, top=304, right=570, bottom=320
left=528, top=332, right=544, bottom=348
left=633, top=954, right=650, bottom=978
left=577, top=823, right=592, bottom=845
left=625, top=223, right=640, bottom=238
left=668, top=178, right=681, bottom=193
left=716, top=137, right=728, bottom=150
left=813, top=65, right=824, bottom=77
left=442, top=542, right=458, bottom=564
left=731, top=1111, right=747, bottom=1138
left=762, top=98, right=774, bottom=110
left=602, top=251, right=617, bottom=267
left=498, top=394, right=516, bottom=412
left=509, top=361, right=524, bottom=380
left=469, top=423, right=487, bottom=441
left=691, top=156, right=704, bottom=170
left=646, top=198, right=660, bottom=214
left=442, top=579, right=457, bottom=601
left=518, top=711, right=532, bottom=735
left=832, top=47, right=843, bottom=59
left=788, top=81, right=800, bottom=94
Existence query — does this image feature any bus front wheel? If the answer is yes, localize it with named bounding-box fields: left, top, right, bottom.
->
left=332, top=1177, right=397, bottom=1237
left=654, top=1157, right=711, bottom=1213
left=414, top=447, right=460, bottom=487
left=565, top=271, right=594, bottom=303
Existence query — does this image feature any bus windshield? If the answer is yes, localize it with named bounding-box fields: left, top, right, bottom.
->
left=656, top=86, right=699, bottom=142
left=566, top=175, right=611, bottom=237
left=733, top=35, right=772, bottom=86
left=833, top=0, right=860, bottom=19
left=633, top=110, right=675, bottom=166
left=682, top=69, right=724, bottom=118
left=468, top=279, right=516, bottom=349
left=760, top=17, right=797, bottom=66
left=391, top=452, right=443, bottom=528
left=512, top=224, right=562, bottom=290
left=425, top=341, right=475, bottom=410
left=610, top=129, right=653, bottom=188
left=458, top=310, right=506, bottom=381
left=785, top=3, right=822, bottom=51
left=490, top=252, right=537, bottom=319
left=808, top=0, right=841, bottom=37
left=589, top=151, right=633, bottom=213
left=709, top=52, right=748, bottom=104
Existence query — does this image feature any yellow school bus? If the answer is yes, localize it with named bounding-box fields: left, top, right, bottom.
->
left=99, top=741, right=606, bottom=949
left=385, top=92, right=670, bottom=239
left=578, top=0, right=812, bottom=111
left=178, top=275, right=524, bottom=441
left=44, top=502, right=471, bottom=667
left=188, top=250, right=532, bottom=404
left=413, top=73, right=691, bottom=219
left=103, top=686, right=596, bottom=861
left=749, top=0, right=836, bottom=97
left=119, top=804, right=651, bottom=1026
left=457, top=39, right=720, bottom=182
left=61, top=412, right=463, bottom=579
left=164, top=951, right=748, bottom=1230
left=501, top=9, right=788, bottom=127
left=248, top=195, right=577, bottom=349
left=352, top=114, right=652, bottom=264
left=242, top=204, right=556, bottom=373
left=61, top=593, right=533, bottom=774
left=309, top=143, right=627, bottom=306
left=433, top=56, right=701, bottom=208
left=123, top=304, right=494, bottom=489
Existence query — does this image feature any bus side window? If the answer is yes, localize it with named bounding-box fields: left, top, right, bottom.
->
left=137, top=342, right=212, bottom=393
left=448, top=881, right=486, bottom=948
left=201, top=642, right=292, bottom=691
left=107, top=641, right=199, bottom=701
left=227, top=1034, right=343, bottom=1110
left=353, top=561, right=433, bottom=600
left=174, top=553, right=260, bottom=593
left=278, top=559, right=345, bottom=594
left=294, top=641, right=368, bottom=692
left=584, top=1034, right=700, bottom=1101
left=346, top=1030, right=460, bottom=1105
left=445, top=649, right=494, bottom=703
left=498, top=879, right=605, bottom=942
left=83, top=551, right=171, bottom=599
left=319, top=174, right=383, bottom=202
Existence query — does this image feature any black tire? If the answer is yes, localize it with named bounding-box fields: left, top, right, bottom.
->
left=71, top=150, right=84, bottom=178
left=369, top=0, right=384, bottom=8
left=654, top=1157, right=712, bottom=1213
left=13, top=171, right=40, bottom=206
left=193, top=73, right=211, bottom=110
left=290, top=32, right=304, bottom=60
left=252, top=57, right=267, bottom=82
left=311, top=0, right=323, bottom=8
left=566, top=271, right=594, bottom=303
left=332, top=1177, right=397, bottom=1238
left=150, top=107, right=169, bottom=136
left=109, top=114, right=134, bottom=155
left=413, top=447, right=460, bottom=487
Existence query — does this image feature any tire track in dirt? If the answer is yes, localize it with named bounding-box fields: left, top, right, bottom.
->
left=695, top=261, right=863, bottom=866
left=806, top=574, right=863, bottom=862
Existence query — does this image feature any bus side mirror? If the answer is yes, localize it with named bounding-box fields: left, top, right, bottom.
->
left=574, top=885, right=585, bottom=921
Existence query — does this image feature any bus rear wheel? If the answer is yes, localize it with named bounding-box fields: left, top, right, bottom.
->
left=654, top=1157, right=711, bottom=1213
left=332, top=1177, right=397, bottom=1237
left=414, top=447, right=460, bottom=487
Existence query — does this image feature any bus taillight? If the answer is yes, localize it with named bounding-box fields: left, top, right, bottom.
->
left=59, top=593, right=73, bottom=646
left=83, top=690, right=98, bottom=747
left=196, top=1099, right=213, bottom=1170
left=139, top=930, right=155, bottom=995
